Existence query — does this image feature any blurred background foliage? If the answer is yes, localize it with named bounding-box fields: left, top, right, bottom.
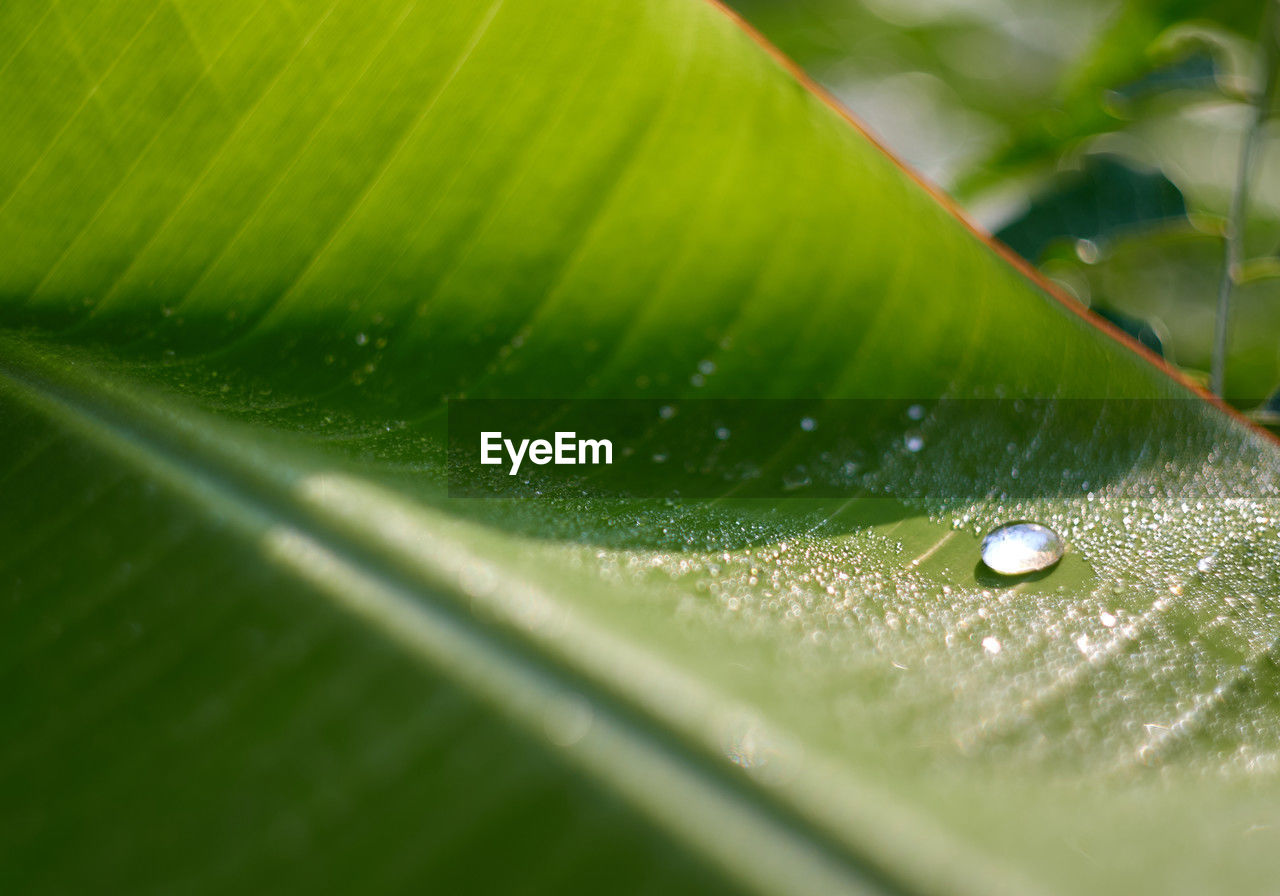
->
left=728, top=0, right=1280, bottom=409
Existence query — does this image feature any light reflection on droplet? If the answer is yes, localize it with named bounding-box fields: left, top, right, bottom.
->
left=980, top=521, right=1065, bottom=575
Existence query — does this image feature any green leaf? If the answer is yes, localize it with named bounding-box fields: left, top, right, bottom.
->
left=956, top=0, right=1271, bottom=197
left=993, top=153, right=1188, bottom=263
left=725, top=0, right=1120, bottom=188
left=1079, top=224, right=1280, bottom=402
left=3, top=2, right=1280, bottom=895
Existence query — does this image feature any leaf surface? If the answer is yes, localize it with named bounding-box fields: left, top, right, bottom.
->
left=3, top=1, right=1280, bottom=894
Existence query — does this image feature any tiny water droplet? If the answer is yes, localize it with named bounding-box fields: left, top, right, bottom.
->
left=980, top=521, right=1064, bottom=575
left=905, top=433, right=924, bottom=452
left=659, top=405, right=676, bottom=420
left=715, top=426, right=731, bottom=441
left=800, top=416, right=817, bottom=431
left=698, top=359, right=716, bottom=375
left=1075, top=238, right=1101, bottom=264
left=782, top=469, right=811, bottom=490
left=982, top=636, right=1002, bottom=655
left=1197, top=554, right=1216, bottom=573
left=907, top=404, right=925, bottom=421
left=355, top=332, right=368, bottom=346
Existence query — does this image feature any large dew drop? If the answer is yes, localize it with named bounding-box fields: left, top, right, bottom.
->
left=980, top=521, right=1064, bottom=576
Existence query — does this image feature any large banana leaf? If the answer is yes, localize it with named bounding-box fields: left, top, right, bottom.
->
left=3, top=1, right=1280, bottom=894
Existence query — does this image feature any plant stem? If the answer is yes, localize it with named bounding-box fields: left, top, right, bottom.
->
left=1212, top=0, right=1278, bottom=397
left=1212, top=116, right=1261, bottom=396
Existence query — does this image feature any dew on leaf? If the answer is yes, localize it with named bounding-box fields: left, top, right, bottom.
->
left=980, top=521, right=1065, bottom=575
left=782, top=469, right=812, bottom=490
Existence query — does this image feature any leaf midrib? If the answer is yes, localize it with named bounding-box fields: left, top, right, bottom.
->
left=0, top=335, right=948, bottom=896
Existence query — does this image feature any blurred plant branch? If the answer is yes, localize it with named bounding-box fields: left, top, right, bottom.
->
left=1213, top=0, right=1279, bottom=396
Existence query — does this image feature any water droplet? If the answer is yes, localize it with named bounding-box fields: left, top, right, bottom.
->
left=698, top=359, right=716, bottom=375
left=905, top=434, right=924, bottom=452
left=907, top=403, right=925, bottom=421
left=1197, top=554, right=1216, bottom=573
left=355, top=332, right=368, bottom=346
left=543, top=695, right=593, bottom=747
left=1100, top=611, right=1117, bottom=628
left=982, top=636, right=1002, bottom=655
left=800, top=416, right=817, bottom=431
left=715, top=426, right=731, bottom=441
left=659, top=405, right=676, bottom=420
left=782, top=469, right=812, bottom=490
left=980, top=521, right=1064, bottom=575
